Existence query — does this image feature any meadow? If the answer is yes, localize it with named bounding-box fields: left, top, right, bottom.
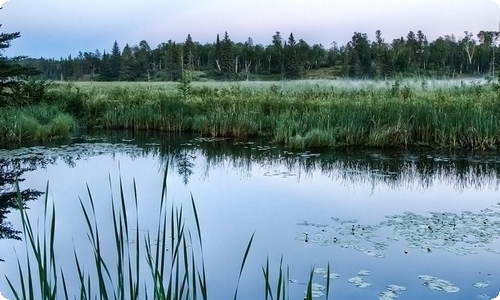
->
left=1, top=78, right=499, bottom=149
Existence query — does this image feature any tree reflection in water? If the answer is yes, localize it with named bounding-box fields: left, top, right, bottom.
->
left=0, top=158, right=45, bottom=261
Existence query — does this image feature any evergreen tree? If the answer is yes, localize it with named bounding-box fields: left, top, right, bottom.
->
left=284, top=33, right=301, bottom=79
left=297, top=39, right=311, bottom=71
left=165, top=41, right=182, bottom=81
left=109, top=41, right=122, bottom=80
left=0, top=24, right=39, bottom=106
left=120, top=44, right=137, bottom=81
left=61, top=55, right=74, bottom=80
left=417, top=30, right=430, bottom=70
left=372, top=30, right=386, bottom=79
left=99, top=51, right=114, bottom=81
left=404, top=31, right=418, bottom=72
left=271, top=31, right=284, bottom=74
left=220, top=31, right=234, bottom=79
left=344, top=32, right=372, bottom=78
left=184, top=34, right=196, bottom=73
left=135, top=40, right=152, bottom=80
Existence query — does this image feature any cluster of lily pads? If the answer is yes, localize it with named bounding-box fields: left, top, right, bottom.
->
left=294, top=269, right=494, bottom=298
left=473, top=281, right=490, bottom=288
left=292, top=267, right=411, bottom=298
left=348, top=270, right=372, bottom=288
left=378, top=284, right=407, bottom=299
left=0, top=143, right=142, bottom=162
left=418, top=275, right=459, bottom=293
left=382, top=208, right=500, bottom=255
left=295, top=205, right=500, bottom=297
left=296, top=204, right=500, bottom=258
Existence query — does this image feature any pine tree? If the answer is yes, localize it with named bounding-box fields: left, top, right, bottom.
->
left=0, top=23, right=39, bottom=107
left=120, top=44, right=137, bottom=81
left=184, top=34, right=196, bottom=73
left=109, top=41, right=122, bottom=80
left=271, top=31, right=284, bottom=74
left=284, top=33, right=301, bottom=79
left=99, top=51, right=114, bottom=81
left=221, top=31, right=234, bottom=79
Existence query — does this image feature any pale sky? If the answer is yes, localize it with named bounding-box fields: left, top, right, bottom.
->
left=1, top=0, right=499, bottom=59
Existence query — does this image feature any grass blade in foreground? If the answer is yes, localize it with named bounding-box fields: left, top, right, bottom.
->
left=6, top=174, right=330, bottom=299
left=233, top=231, right=255, bottom=300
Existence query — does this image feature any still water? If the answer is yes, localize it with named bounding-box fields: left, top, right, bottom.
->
left=0, top=131, right=499, bottom=299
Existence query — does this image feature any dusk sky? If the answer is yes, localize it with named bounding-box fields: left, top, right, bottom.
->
left=1, top=0, right=499, bottom=59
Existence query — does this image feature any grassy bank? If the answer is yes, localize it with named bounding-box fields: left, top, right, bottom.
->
left=3, top=79, right=500, bottom=149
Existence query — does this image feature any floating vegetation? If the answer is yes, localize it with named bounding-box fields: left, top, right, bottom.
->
left=472, top=281, right=490, bottom=288
left=378, top=284, right=407, bottom=299
left=382, top=209, right=500, bottom=256
left=484, top=248, right=500, bottom=254
left=293, top=206, right=500, bottom=296
left=348, top=276, right=372, bottom=288
left=314, top=268, right=340, bottom=280
left=192, top=137, right=229, bottom=143
left=296, top=151, right=321, bottom=159
left=0, top=143, right=142, bottom=162
left=302, top=283, right=327, bottom=298
left=296, top=204, right=500, bottom=260
left=418, top=275, right=460, bottom=293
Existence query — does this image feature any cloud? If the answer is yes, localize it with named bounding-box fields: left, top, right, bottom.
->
left=491, top=0, right=500, bottom=8
left=0, top=0, right=8, bottom=8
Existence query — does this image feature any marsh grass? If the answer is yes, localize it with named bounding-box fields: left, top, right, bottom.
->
left=0, top=105, right=76, bottom=143
left=7, top=79, right=499, bottom=148
left=52, top=79, right=500, bottom=149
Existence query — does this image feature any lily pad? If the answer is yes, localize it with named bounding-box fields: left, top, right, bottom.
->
left=472, top=281, right=489, bottom=288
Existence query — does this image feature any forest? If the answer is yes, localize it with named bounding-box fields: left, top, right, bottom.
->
left=19, top=29, right=500, bottom=81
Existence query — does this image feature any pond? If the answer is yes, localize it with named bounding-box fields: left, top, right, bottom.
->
left=0, top=131, right=499, bottom=299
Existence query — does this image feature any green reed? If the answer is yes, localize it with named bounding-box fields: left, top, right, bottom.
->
left=6, top=169, right=213, bottom=300
left=6, top=170, right=319, bottom=299
left=71, top=81, right=500, bottom=149
left=8, top=80, right=500, bottom=149
left=0, top=105, right=76, bottom=144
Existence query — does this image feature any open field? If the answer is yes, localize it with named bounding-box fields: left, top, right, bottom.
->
left=1, top=78, right=499, bottom=149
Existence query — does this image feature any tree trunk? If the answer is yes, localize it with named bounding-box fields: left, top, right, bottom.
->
left=245, top=60, right=252, bottom=81
left=215, top=59, right=221, bottom=72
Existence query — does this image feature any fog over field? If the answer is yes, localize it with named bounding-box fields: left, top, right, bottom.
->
left=1, top=0, right=499, bottom=58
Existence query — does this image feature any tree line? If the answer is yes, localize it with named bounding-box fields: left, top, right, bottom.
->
left=20, top=29, right=500, bottom=81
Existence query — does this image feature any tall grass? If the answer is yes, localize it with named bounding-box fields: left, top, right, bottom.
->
left=8, top=79, right=500, bottom=149
left=5, top=172, right=317, bottom=299
left=6, top=170, right=212, bottom=300
left=46, top=80, right=500, bottom=149
left=0, top=104, right=76, bottom=144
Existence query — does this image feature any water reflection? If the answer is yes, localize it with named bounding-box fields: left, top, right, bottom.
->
left=97, top=130, right=500, bottom=191
left=1, top=131, right=500, bottom=299
left=0, top=141, right=143, bottom=261
left=0, top=158, right=46, bottom=261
